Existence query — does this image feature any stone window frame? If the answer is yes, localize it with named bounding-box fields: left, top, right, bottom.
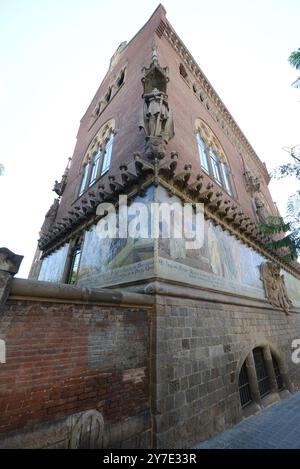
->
left=236, top=343, right=291, bottom=417
left=89, top=66, right=126, bottom=130
left=63, top=234, right=84, bottom=285
left=195, top=118, right=235, bottom=197
left=179, top=63, right=189, bottom=86
left=76, top=119, right=116, bottom=198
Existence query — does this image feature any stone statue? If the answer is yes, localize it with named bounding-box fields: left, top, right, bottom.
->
left=244, top=170, right=260, bottom=195
left=260, top=262, right=292, bottom=315
left=139, top=88, right=174, bottom=142
left=52, top=158, right=71, bottom=196
left=255, top=196, right=269, bottom=224
left=53, top=179, right=65, bottom=197
left=40, top=199, right=60, bottom=236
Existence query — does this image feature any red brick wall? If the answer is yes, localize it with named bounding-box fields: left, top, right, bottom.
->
left=0, top=300, right=150, bottom=436
left=55, top=5, right=277, bottom=230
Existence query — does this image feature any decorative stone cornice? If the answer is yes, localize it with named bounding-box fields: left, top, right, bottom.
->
left=156, top=19, right=270, bottom=185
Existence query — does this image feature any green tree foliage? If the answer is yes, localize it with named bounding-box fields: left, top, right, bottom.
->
left=258, top=216, right=299, bottom=262
left=266, top=49, right=300, bottom=261
left=289, top=48, right=300, bottom=88
left=289, top=48, right=300, bottom=70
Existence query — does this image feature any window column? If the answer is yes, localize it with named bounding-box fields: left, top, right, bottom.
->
left=263, top=346, right=280, bottom=394
left=101, top=133, right=114, bottom=175
left=245, top=353, right=262, bottom=406
left=65, top=237, right=83, bottom=285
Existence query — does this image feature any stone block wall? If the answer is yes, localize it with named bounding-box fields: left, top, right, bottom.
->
left=151, top=290, right=300, bottom=449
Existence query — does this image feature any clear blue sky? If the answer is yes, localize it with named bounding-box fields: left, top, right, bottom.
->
left=0, top=0, right=299, bottom=277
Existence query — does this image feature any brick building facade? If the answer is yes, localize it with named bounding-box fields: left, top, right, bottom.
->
left=1, top=4, right=300, bottom=448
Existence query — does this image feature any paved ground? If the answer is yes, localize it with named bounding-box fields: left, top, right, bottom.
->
left=194, top=391, right=300, bottom=449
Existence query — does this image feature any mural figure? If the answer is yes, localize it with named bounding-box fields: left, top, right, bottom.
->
left=207, top=223, right=224, bottom=276
left=260, top=262, right=293, bottom=315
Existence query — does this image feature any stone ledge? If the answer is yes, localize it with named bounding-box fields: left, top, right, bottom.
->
left=9, top=278, right=154, bottom=307
left=129, top=280, right=300, bottom=313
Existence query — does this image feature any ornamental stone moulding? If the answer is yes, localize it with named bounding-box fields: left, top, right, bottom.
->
left=260, top=262, right=292, bottom=315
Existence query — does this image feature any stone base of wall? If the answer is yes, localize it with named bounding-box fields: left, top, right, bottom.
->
left=0, top=410, right=151, bottom=449
left=148, top=282, right=300, bottom=449
left=1, top=271, right=300, bottom=449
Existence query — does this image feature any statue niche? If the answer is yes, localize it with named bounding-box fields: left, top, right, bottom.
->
left=139, top=44, right=174, bottom=159
left=260, top=262, right=292, bottom=315
left=140, top=88, right=174, bottom=141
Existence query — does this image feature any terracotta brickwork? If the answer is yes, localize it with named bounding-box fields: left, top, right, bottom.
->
left=0, top=295, right=151, bottom=448
left=51, top=4, right=276, bottom=236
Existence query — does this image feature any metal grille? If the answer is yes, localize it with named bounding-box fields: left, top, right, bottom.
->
left=253, top=347, right=271, bottom=398
left=272, top=355, right=284, bottom=391
left=238, top=362, right=252, bottom=408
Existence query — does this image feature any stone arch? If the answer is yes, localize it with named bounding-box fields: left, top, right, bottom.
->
left=234, top=338, right=269, bottom=385
left=269, top=343, right=292, bottom=391
left=235, top=346, right=253, bottom=384
left=235, top=339, right=290, bottom=413
left=194, top=118, right=228, bottom=164
left=82, top=118, right=116, bottom=166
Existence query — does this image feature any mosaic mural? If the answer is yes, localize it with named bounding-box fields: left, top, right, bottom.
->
left=157, top=186, right=266, bottom=298
left=37, top=184, right=300, bottom=304
left=77, top=186, right=155, bottom=287
left=38, top=243, right=69, bottom=283
left=285, top=272, right=300, bottom=307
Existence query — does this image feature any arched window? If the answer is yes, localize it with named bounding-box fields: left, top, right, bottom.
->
left=238, top=361, right=252, bottom=408
left=239, top=346, right=286, bottom=412
left=195, top=118, right=234, bottom=196
left=272, top=354, right=284, bottom=391
left=91, top=68, right=126, bottom=125
left=78, top=160, right=91, bottom=197
left=180, top=63, right=188, bottom=79
left=104, top=87, right=112, bottom=105
left=89, top=149, right=102, bottom=187
left=116, top=68, right=125, bottom=88
left=77, top=119, right=115, bottom=197
left=253, top=347, right=271, bottom=398
left=196, top=133, right=210, bottom=174
left=209, top=148, right=223, bottom=185
left=101, top=133, right=114, bottom=175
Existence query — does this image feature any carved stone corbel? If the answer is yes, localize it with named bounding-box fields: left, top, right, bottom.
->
left=187, top=174, right=203, bottom=197
left=173, top=164, right=192, bottom=190
left=0, top=248, right=23, bottom=305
